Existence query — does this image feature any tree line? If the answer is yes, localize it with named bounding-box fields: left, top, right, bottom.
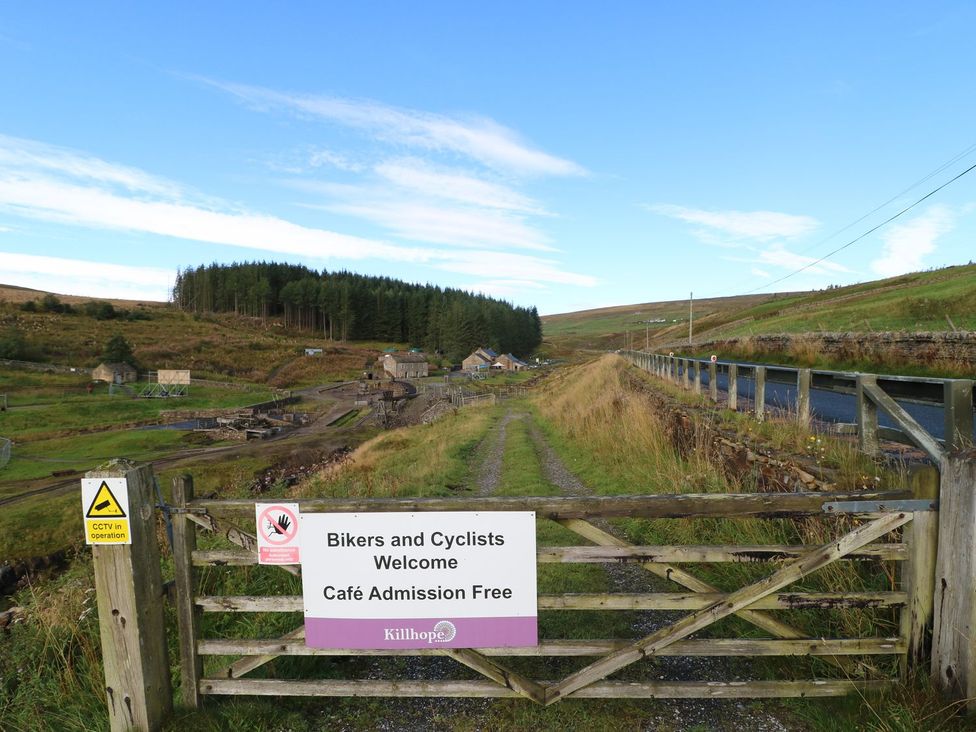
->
left=172, top=262, right=542, bottom=360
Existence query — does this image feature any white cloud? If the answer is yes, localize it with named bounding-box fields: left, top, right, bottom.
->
left=0, top=251, right=174, bottom=301
left=649, top=203, right=819, bottom=242
left=202, top=79, right=586, bottom=177
left=325, top=198, right=554, bottom=252
left=0, top=133, right=184, bottom=198
left=0, top=135, right=596, bottom=293
left=433, top=250, right=598, bottom=287
left=750, top=267, right=770, bottom=278
left=468, top=278, right=548, bottom=300
left=308, top=148, right=365, bottom=173
left=871, top=205, right=954, bottom=277
left=757, top=245, right=850, bottom=274
left=374, top=159, right=547, bottom=214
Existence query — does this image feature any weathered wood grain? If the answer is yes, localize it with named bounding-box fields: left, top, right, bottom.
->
left=171, top=475, right=202, bottom=709
left=88, top=464, right=172, bottom=731
left=197, top=637, right=905, bottom=658
left=546, top=511, right=912, bottom=704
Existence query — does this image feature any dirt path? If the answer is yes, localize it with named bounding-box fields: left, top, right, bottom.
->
left=524, top=417, right=795, bottom=732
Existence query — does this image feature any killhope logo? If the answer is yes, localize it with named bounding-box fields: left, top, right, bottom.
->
left=383, top=620, right=457, bottom=643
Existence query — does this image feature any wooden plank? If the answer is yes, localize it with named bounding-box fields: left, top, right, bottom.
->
left=931, top=455, right=976, bottom=713
left=900, top=465, right=940, bottom=675
left=755, top=366, right=766, bottom=422
left=440, top=649, right=546, bottom=704
left=212, top=626, right=306, bottom=679
left=195, top=543, right=906, bottom=567
left=171, top=475, right=202, bottom=710
left=187, top=512, right=301, bottom=577
left=188, top=489, right=911, bottom=520
left=567, top=679, right=892, bottom=699
left=557, top=518, right=855, bottom=672
left=728, top=363, right=738, bottom=410
left=797, top=369, right=811, bottom=427
left=196, top=591, right=907, bottom=613
left=88, top=463, right=173, bottom=731
left=857, top=375, right=880, bottom=456
left=198, top=677, right=890, bottom=699
left=943, top=380, right=974, bottom=452
left=536, top=544, right=906, bottom=563
left=197, top=637, right=905, bottom=658
left=862, top=381, right=946, bottom=464
left=546, top=511, right=912, bottom=705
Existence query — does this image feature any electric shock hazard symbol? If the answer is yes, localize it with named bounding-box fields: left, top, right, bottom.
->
left=81, top=478, right=131, bottom=545
left=256, top=503, right=301, bottom=565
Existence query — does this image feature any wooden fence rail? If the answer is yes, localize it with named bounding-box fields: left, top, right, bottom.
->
left=164, top=477, right=930, bottom=711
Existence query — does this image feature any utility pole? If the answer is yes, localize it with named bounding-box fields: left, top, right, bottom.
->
left=645, top=325, right=649, bottom=350
left=688, top=292, right=693, bottom=346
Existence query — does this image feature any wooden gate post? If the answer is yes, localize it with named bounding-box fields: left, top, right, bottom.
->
left=709, top=361, right=718, bottom=403
left=87, top=463, right=173, bottom=731
left=754, top=366, right=766, bottom=422
left=796, top=369, right=811, bottom=427
left=727, top=363, right=738, bottom=411
left=172, top=475, right=202, bottom=709
left=899, top=465, right=939, bottom=675
left=931, top=452, right=976, bottom=713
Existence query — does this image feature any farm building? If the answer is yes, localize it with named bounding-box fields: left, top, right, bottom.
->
left=493, top=353, right=528, bottom=372
left=92, top=362, right=137, bottom=384
left=462, top=347, right=497, bottom=371
left=377, top=352, right=429, bottom=379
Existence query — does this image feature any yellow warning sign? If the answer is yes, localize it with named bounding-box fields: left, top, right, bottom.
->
left=85, top=519, right=130, bottom=544
left=85, top=481, right=127, bottom=518
left=81, top=477, right=132, bottom=545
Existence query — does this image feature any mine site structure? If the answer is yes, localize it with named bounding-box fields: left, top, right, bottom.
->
left=139, top=369, right=191, bottom=399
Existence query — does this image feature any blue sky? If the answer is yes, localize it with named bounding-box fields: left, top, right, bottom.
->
left=1, top=2, right=975, bottom=315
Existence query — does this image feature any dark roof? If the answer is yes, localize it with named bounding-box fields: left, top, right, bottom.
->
left=502, top=353, right=527, bottom=366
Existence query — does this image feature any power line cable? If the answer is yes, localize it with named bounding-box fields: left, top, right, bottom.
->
left=795, top=141, right=976, bottom=256
left=743, top=160, right=976, bottom=295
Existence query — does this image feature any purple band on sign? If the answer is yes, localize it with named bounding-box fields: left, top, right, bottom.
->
left=305, top=616, right=537, bottom=649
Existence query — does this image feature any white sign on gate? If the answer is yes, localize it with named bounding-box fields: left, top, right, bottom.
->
left=301, top=511, right=537, bottom=649
left=255, top=503, right=301, bottom=564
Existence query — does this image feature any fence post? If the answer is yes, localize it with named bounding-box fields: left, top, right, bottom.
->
left=943, top=380, right=974, bottom=451
left=87, top=463, right=172, bottom=731
left=899, top=465, right=940, bottom=676
left=796, top=369, right=811, bottom=427
left=728, top=364, right=738, bottom=411
left=931, top=453, right=976, bottom=713
left=684, top=359, right=692, bottom=390
left=754, top=366, right=766, bottom=422
left=693, top=361, right=702, bottom=395
left=709, top=362, right=718, bottom=403
left=856, top=374, right=879, bottom=456
left=172, top=475, right=202, bottom=710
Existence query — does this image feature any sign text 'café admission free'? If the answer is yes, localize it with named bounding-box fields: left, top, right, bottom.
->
left=301, top=511, right=537, bottom=649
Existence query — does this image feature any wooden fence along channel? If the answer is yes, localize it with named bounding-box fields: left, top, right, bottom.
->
left=156, top=477, right=935, bottom=708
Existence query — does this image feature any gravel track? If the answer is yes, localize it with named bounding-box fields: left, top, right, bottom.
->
left=525, top=419, right=795, bottom=732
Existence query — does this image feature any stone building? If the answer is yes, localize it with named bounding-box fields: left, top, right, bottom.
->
left=377, top=352, right=429, bottom=379
left=462, top=347, right=497, bottom=371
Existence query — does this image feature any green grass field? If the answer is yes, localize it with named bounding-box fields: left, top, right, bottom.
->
left=543, top=264, right=976, bottom=364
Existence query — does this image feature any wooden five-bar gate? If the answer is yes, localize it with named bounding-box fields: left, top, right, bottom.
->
left=87, top=460, right=951, bottom=731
